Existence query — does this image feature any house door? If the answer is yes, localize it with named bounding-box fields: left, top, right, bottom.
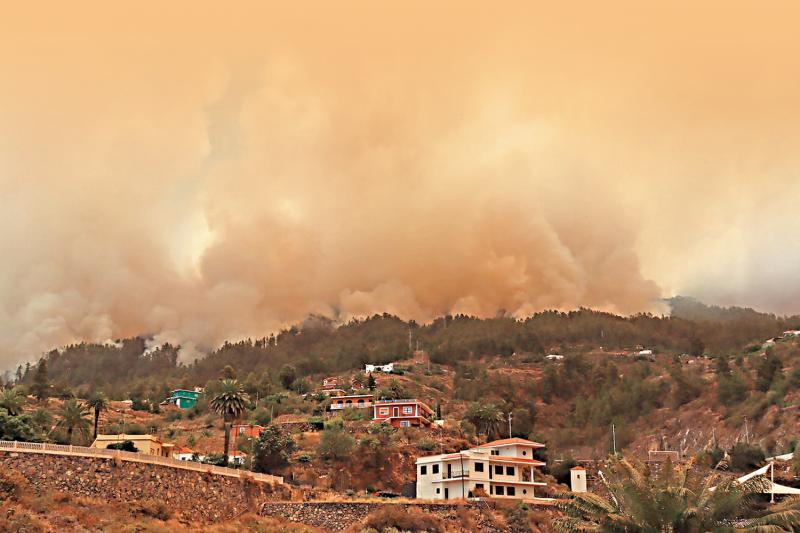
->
left=444, top=488, right=449, bottom=499
left=447, top=463, right=451, bottom=479
left=393, top=407, right=399, bottom=417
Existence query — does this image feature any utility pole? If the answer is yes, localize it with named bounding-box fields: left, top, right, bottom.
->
left=508, top=412, right=513, bottom=438
left=612, top=424, right=617, bottom=455
left=744, top=416, right=749, bottom=443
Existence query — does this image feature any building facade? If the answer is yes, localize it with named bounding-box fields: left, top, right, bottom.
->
left=90, top=434, right=174, bottom=458
left=230, top=423, right=265, bottom=441
left=415, top=438, right=546, bottom=500
left=329, top=394, right=374, bottom=411
left=164, top=389, right=202, bottom=409
left=365, top=363, right=394, bottom=374
left=373, top=399, right=433, bottom=428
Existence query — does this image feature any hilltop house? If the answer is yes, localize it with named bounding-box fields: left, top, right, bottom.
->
left=330, top=394, right=374, bottom=411
left=365, top=363, right=394, bottom=374
left=230, top=423, right=264, bottom=441
left=373, top=399, right=433, bottom=428
left=91, top=434, right=174, bottom=458
left=163, top=388, right=203, bottom=409
left=173, top=445, right=199, bottom=461
left=415, top=438, right=547, bottom=500
left=229, top=450, right=247, bottom=466
left=322, top=377, right=338, bottom=389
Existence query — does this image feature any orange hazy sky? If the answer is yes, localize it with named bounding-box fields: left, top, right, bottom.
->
left=1, top=2, right=799, bottom=364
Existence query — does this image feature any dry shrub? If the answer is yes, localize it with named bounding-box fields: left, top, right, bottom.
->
left=0, top=504, right=47, bottom=533
left=362, top=505, right=445, bottom=533
left=0, top=468, right=31, bottom=501
left=130, top=498, right=173, bottom=521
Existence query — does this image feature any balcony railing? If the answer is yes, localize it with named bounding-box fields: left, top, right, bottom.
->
left=443, top=469, right=469, bottom=479
left=329, top=403, right=373, bottom=410
left=374, top=399, right=420, bottom=404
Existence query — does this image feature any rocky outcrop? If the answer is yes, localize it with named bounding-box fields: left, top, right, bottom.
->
left=260, top=501, right=498, bottom=532
left=0, top=451, right=288, bottom=523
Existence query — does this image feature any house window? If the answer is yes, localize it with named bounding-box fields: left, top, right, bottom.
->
left=436, top=488, right=440, bottom=494
left=432, top=464, right=439, bottom=474
left=403, top=406, right=413, bottom=414
left=491, top=450, right=499, bottom=455
left=400, top=420, right=410, bottom=427
left=474, top=462, right=484, bottom=472
left=420, top=465, right=427, bottom=475
left=379, top=408, right=389, bottom=415
left=507, top=486, right=516, bottom=496
left=506, top=466, right=515, bottom=476
left=522, top=489, right=527, bottom=495
left=239, top=427, right=244, bottom=434
left=495, top=465, right=503, bottom=475
left=475, top=483, right=484, bottom=490
left=522, top=450, right=527, bottom=456
left=495, top=486, right=504, bottom=496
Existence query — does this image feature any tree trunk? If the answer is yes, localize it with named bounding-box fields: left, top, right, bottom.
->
left=67, top=427, right=73, bottom=444
left=222, top=421, right=230, bottom=467
left=94, top=409, right=100, bottom=439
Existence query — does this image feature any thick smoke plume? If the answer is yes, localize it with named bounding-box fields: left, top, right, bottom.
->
left=1, top=2, right=799, bottom=366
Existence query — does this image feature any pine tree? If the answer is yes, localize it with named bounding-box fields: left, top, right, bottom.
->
left=32, top=360, right=50, bottom=401
left=367, top=373, right=376, bottom=391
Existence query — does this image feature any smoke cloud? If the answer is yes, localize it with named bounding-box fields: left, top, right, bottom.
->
left=1, top=2, right=799, bottom=366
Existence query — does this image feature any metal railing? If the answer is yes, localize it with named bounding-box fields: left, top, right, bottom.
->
left=0, top=440, right=282, bottom=484
left=329, top=403, right=373, bottom=410
left=374, top=399, right=421, bottom=404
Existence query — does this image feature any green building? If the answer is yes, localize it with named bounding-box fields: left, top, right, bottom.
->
left=165, top=389, right=202, bottom=409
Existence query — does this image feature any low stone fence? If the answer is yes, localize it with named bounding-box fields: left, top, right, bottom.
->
left=260, top=501, right=496, bottom=531
left=0, top=440, right=282, bottom=484
left=0, top=451, right=289, bottom=523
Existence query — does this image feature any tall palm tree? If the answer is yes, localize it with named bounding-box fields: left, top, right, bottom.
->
left=86, top=392, right=108, bottom=439
left=554, top=457, right=800, bottom=532
left=210, top=379, right=249, bottom=467
left=0, top=387, right=24, bottom=416
left=55, top=398, right=91, bottom=445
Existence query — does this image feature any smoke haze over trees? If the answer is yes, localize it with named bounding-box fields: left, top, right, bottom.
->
left=2, top=3, right=800, bottom=368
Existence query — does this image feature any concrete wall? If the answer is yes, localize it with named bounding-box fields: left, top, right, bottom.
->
left=0, top=451, right=287, bottom=523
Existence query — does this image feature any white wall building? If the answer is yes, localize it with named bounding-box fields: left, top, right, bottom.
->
left=365, top=362, right=394, bottom=374
left=416, top=438, right=547, bottom=500
left=570, top=466, right=587, bottom=492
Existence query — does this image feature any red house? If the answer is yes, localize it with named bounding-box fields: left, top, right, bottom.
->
left=373, top=399, right=434, bottom=428
left=230, top=423, right=264, bottom=441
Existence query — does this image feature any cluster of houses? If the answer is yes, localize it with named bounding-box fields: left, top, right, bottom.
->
left=104, top=368, right=567, bottom=503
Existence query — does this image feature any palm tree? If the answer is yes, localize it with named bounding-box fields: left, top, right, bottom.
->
left=210, top=379, right=249, bottom=467
left=55, top=398, right=91, bottom=445
left=0, top=387, right=24, bottom=416
left=554, top=457, right=800, bottom=532
left=86, top=392, right=108, bottom=439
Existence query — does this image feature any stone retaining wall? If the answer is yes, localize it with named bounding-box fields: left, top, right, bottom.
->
left=0, top=451, right=288, bottom=523
left=261, top=501, right=497, bottom=532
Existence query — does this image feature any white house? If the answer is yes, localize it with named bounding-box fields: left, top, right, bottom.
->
left=637, top=349, right=653, bottom=356
left=416, top=438, right=547, bottom=500
left=365, top=362, right=394, bottom=374
left=545, top=354, right=564, bottom=361
left=783, top=330, right=800, bottom=337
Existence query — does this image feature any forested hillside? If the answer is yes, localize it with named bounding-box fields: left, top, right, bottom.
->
left=10, top=303, right=800, bottom=402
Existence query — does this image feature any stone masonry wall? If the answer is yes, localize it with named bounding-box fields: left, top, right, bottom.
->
left=0, top=451, right=287, bottom=523
left=261, top=502, right=498, bottom=532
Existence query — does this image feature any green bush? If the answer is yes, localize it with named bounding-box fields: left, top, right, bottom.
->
left=106, top=440, right=138, bottom=452
left=729, top=442, right=765, bottom=472
left=317, top=429, right=355, bottom=460
left=416, top=438, right=437, bottom=452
